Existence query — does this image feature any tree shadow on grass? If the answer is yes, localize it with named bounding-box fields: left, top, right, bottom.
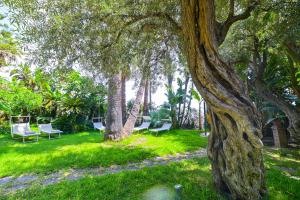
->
left=0, top=145, right=157, bottom=177
left=5, top=158, right=224, bottom=200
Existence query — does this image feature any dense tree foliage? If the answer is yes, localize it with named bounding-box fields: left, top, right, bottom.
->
left=220, top=0, right=300, bottom=143
left=0, top=65, right=106, bottom=132
left=0, top=12, right=18, bottom=67
left=2, top=0, right=300, bottom=199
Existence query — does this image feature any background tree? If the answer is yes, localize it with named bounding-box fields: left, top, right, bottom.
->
left=4, top=0, right=268, bottom=198
left=0, top=12, right=18, bottom=68
left=219, top=0, right=300, bottom=144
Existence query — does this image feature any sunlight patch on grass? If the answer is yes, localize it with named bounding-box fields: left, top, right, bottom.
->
left=0, top=129, right=207, bottom=177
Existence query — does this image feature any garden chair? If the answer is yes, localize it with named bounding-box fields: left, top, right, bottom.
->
left=93, top=121, right=105, bottom=131
left=149, top=123, right=172, bottom=136
left=38, top=123, right=62, bottom=139
left=11, top=122, right=40, bottom=143
left=92, top=117, right=105, bottom=131
left=134, top=121, right=151, bottom=132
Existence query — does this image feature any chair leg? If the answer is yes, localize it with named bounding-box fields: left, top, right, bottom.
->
left=23, top=137, right=25, bottom=143
left=49, top=134, right=51, bottom=140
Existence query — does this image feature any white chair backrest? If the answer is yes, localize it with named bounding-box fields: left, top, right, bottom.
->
left=140, top=122, right=151, bottom=128
left=142, top=116, right=151, bottom=121
left=93, top=122, right=103, bottom=128
left=38, top=124, right=53, bottom=132
left=12, top=123, right=30, bottom=134
left=162, top=123, right=172, bottom=130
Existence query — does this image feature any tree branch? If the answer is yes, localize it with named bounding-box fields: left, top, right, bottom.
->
left=216, top=0, right=259, bottom=45
left=229, top=0, right=235, bottom=18
left=104, top=12, right=181, bottom=50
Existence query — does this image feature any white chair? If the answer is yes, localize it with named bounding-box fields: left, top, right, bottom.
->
left=11, top=123, right=40, bottom=143
left=149, top=123, right=172, bottom=136
left=38, top=123, right=62, bottom=139
left=134, top=122, right=151, bottom=132
left=93, top=122, right=105, bottom=131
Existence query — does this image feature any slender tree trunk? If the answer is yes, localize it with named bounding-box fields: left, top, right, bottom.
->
left=199, top=100, right=202, bottom=130
left=168, top=74, right=178, bottom=128
left=104, top=73, right=123, bottom=140
left=181, top=1, right=266, bottom=199
left=271, top=119, right=288, bottom=148
left=183, top=83, right=193, bottom=126
left=149, top=80, right=152, bottom=111
left=121, top=73, right=127, bottom=125
left=122, top=75, right=147, bottom=136
left=143, top=78, right=149, bottom=116
left=179, top=75, right=190, bottom=126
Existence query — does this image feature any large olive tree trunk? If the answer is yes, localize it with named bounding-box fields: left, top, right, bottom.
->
left=104, top=73, right=123, bottom=140
left=181, top=1, right=266, bottom=199
left=122, top=75, right=146, bottom=136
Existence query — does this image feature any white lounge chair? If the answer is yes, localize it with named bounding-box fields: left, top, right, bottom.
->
left=93, top=122, right=105, bottom=131
left=134, top=122, right=151, bottom=132
left=149, top=123, right=172, bottom=136
left=38, top=123, right=62, bottom=139
left=11, top=123, right=40, bottom=143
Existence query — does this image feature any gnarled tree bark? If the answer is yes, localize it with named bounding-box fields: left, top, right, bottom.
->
left=104, top=73, right=123, bottom=141
left=181, top=0, right=266, bottom=199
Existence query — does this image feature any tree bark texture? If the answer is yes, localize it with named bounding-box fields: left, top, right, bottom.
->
left=121, top=73, right=127, bottom=125
left=143, top=78, right=149, bottom=116
left=183, top=83, right=193, bottom=126
left=122, top=75, right=147, bottom=136
left=199, top=100, right=202, bottom=130
left=179, top=75, right=190, bottom=126
left=149, top=80, right=152, bottom=111
left=181, top=1, right=266, bottom=199
left=168, top=74, right=178, bottom=128
left=104, top=73, right=123, bottom=141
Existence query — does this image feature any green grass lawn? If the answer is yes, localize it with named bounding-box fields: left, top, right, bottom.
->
left=1, top=130, right=299, bottom=200
left=0, top=129, right=207, bottom=177
left=2, top=150, right=300, bottom=200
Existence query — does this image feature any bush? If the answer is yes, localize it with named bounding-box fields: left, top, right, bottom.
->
left=0, top=121, right=10, bottom=135
left=52, top=114, right=91, bottom=133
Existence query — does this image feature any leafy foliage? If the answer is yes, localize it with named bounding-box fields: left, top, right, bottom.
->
left=0, top=12, right=18, bottom=67
left=0, top=65, right=106, bottom=132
